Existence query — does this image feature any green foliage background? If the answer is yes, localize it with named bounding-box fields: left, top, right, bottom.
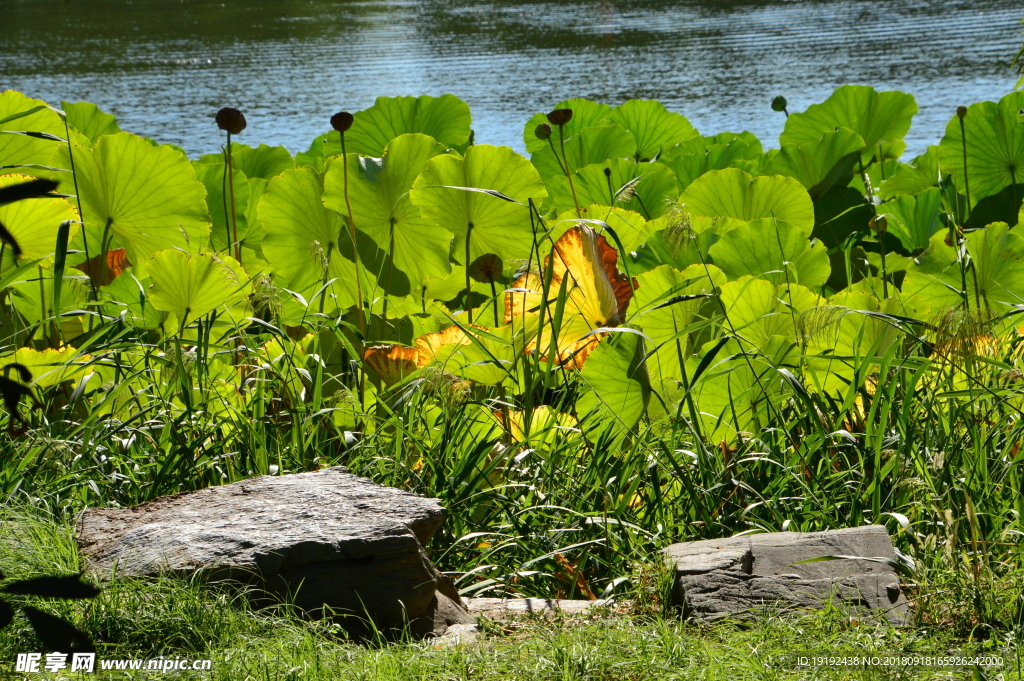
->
left=0, top=85, right=1023, bottom=620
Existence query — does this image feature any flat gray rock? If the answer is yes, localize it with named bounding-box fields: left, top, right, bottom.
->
left=76, top=467, right=472, bottom=638
left=465, top=597, right=609, bottom=619
left=664, top=525, right=908, bottom=625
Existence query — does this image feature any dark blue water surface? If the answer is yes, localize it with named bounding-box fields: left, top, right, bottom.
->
left=2, top=0, right=1020, bottom=159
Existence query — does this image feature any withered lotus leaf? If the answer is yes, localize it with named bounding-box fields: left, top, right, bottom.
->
left=505, top=225, right=635, bottom=368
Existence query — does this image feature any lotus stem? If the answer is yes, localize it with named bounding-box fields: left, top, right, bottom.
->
left=225, top=133, right=240, bottom=262
left=215, top=107, right=246, bottom=263
left=61, top=116, right=97, bottom=308
left=339, top=132, right=366, bottom=336
left=465, top=223, right=474, bottom=324
left=557, top=126, right=582, bottom=218
left=861, top=169, right=888, bottom=299
left=957, top=106, right=971, bottom=226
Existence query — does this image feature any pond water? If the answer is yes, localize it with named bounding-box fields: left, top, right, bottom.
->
left=2, top=0, right=1020, bottom=159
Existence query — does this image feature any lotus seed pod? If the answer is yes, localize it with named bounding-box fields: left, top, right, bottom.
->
left=771, top=96, right=788, bottom=112
left=535, top=123, right=552, bottom=141
left=547, top=108, right=573, bottom=126
left=869, top=216, right=887, bottom=235
left=603, top=167, right=612, bottom=178
left=956, top=105, right=967, bottom=119
left=215, top=107, right=246, bottom=135
left=331, top=111, right=354, bottom=133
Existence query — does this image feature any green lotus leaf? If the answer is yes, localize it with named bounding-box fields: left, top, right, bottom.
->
left=0, top=173, right=79, bottom=274
left=877, top=187, right=944, bottom=253
left=200, top=143, right=294, bottom=181
left=242, top=177, right=269, bottom=249
left=879, top=146, right=942, bottom=200
left=577, top=331, right=650, bottom=434
left=608, top=99, right=698, bottom=161
left=802, top=291, right=902, bottom=395
left=430, top=322, right=531, bottom=386
left=324, top=133, right=452, bottom=288
left=0, top=91, right=65, bottom=171
left=193, top=163, right=252, bottom=253
left=762, top=128, right=865, bottom=198
left=230, top=143, right=294, bottom=180
left=258, top=165, right=371, bottom=311
left=550, top=205, right=651, bottom=254
left=146, top=250, right=249, bottom=327
left=902, top=221, right=1024, bottom=327
left=347, top=94, right=472, bottom=157
left=61, top=101, right=120, bottom=145
left=781, top=85, right=917, bottom=162
left=688, top=335, right=799, bottom=444
left=719, top=276, right=822, bottom=346
left=678, top=168, right=815, bottom=236
left=410, top=144, right=547, bottom=270
left=530, top=125, right=637, bottom=184
left=709, top=218, right=830, bottom=287
left=938, top=90, right=1024, bottom=205
left=629, top=220, right=717, bottom=274
left=660, top=132, right=764, bottom=191
left=69, top=132, right=211, bottom=263
left=10, top=271, right=90, bottom=330
left=523, top=99, right=613, bottom=154
left=100, top=267, right=163, bottom=329
left=0, top=346, right=90, bottom=389
left=294, top=133, right=333, bottom=172
left=546, top=158, right=678, bottom=220
left=634, top=264, right=726, bottom=382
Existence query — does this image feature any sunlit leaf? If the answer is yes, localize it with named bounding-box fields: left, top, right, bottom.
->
left=877, top=187, right=944, bottom=253
left=938, top=90, right=1024, bottom=205
left=0, top=91, right=64, bottom=170
left=0, top=346, right=90, bottom=388
left=0, top=174, right=78, bottom=274
left=522, top=99, right=613, bottom=154
left=608, top=99, right=698, bottom=161
left=505, top=225, right=635, bottom=367
left=781, top=85, right=917, bottom=162
left=146, top=250, right=250, bottom=327
left=347, top=94, right=472, bottom=157
left=411, top=144, right=546, bottom=274
left=902, top=221, right=1024, bottom=329
left=677, top=168, right=815, bottom=236
left=530, top=125, right=637, bottom=184
left=578, top=332, right=650, bottom=433
left=61, top=101, right=120, bottom=145
left=762, top=128, right=865, bottom=198
left=660, top=132, right=764, bottom=191
left=259, top=166, right=369, bottom=311
left=546, top=158, right=678, bottom=220
left=325, top=133, right=452, bottom=288
left=69, top=132, right=211, bottom=263
left=708, top=218, right=830, bottom=287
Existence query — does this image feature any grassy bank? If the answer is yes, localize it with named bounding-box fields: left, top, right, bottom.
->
left=0, top=507, right=1021, bottom=681
left=2, top=81, right=1024, bottom=678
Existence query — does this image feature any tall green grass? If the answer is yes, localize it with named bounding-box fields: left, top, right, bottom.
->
left=2, top=281, right=1023, bottom=636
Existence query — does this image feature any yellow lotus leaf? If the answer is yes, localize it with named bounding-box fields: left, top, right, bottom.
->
left=416, top=324, right=476, bottom=366
left=363, top=344, right=420, bottom=386
left=496, top=405, right=580, bottom=449
left=504, top=225, right=636, bottom=368
left=0, top=346, right=90, bottom=388
left=0, top=173, right=79, bottom=274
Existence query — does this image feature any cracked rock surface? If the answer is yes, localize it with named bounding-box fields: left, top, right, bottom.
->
left=663, top=526, right=908, bottom=625
left=76, top=467, right=472, bottom=638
